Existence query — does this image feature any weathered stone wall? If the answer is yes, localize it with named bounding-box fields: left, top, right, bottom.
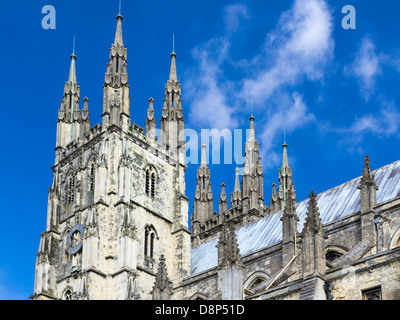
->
left=35, top=122, right=191, bottom=300
left=328, top=248, right=400, bottom=300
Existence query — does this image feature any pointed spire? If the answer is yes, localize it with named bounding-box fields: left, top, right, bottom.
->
left=146, top=97, right=156, bottom=122
left=283, top=189, right=296, bottom=218
left=169, top=34, right=178, bottom=81
left=282, top=129, right=288, bottom=168
left=103, top=8, right=128, bottom=89
left=151, top=255, right=173, bottom=300
left=231, top=167, right=242, bottom=207
left=248, top=109, right=255, bottom=142
left=145, top=98, right=157, bottom=143
left=358, top=155, right=378, bottom=217
left=219, top=183, right=228, bottom=214
left=200, top=144, right=207, bottom=167
left=302, top=191, right=324, bottom=235
left=281, top=133, right=288, bottom=210
left=272, top=183, right=277, bottom=195
left=217, top=223, right=243, bottom=269
left=81, top=97, right=90, bottom=124
left=115, top=12, right=124, bottom=45
left=220, top=183, right=226, bottom=197
left=234, top=167, right=240, bottom=192
left=69, top=37, right=77, bottom=85
left=270, top=132, right=297, bottom=214
left=149, top=97, right=154, bottom=110
left=359, top=155, right=378, bottom=189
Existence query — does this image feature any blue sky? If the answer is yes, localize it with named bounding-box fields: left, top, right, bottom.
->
left=1, top=0, right=400, bottom=299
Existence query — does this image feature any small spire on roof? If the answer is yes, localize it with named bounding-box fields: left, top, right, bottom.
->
left=115, top=1, right=124, bottom=44
left=200, top=144, right=207, bottom=167
left=248, top=100, right=255, bottom=142
left=282, top=130, right=289, bottom=169
left=169, top=34, right=178, bottom=81
left=72, top=36, right=76, bottom=57
left=234, top=167, right=241, bottom=192
left=69, top=36, right=77, bottom=84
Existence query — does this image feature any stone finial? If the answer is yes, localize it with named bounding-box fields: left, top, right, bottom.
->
left=126, top=275, right=141, bottom=300
left=231, top=168, right=242, bottom=207
left=220, top=183, right=227, bottom=200
left=81, top=97, right=90, bottom=122
left=217, top=223, right=243, bottom=269
left=300, top=191, right=327, bottom=284
left=200, top=144, right=207, bottom=167
left=114, top=12, right=124, bottom=44
left=151, top=255, right=173, bottom=300
left=148, top=97, right=155, bottom=109
left=121, top=207, right=136, bottom=239
left=282, top=189, right=297, bottom=218
left=219, top=183, right=228, bottom=214
left=358, top=155, right=378, bottom=190
left=301, top=191, right=325, bottom=237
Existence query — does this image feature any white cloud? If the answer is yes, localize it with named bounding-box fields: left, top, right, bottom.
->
left=320, top=99, right=400, bottom=154
left=260, top=93, right=316, bottom=168
left=224, top=4, right=250, bottom=34
left=240, top=0, right=333, bottom=166
left=185, top=37, right=239, bottom=130
left=185, top=0, right=334, bottom=163
left=241, top=0, right=334, bottom=105
left=344, top=37, right=381, bottom=101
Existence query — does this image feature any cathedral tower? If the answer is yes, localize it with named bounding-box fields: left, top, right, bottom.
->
left=33, top=8, right=190, bottom=300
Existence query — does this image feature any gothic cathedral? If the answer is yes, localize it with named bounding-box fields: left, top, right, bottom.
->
left=32, top=10, right=400, bottom=301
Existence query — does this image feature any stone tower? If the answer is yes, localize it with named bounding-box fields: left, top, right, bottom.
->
left=32, top=9, right=191, bottom=300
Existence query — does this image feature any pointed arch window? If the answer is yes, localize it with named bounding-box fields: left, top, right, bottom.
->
left=326, top=250, right=343, bottom=264
left=325, top=247, right=347, bottom=268
left=145, top=166, right=157, bottom=198
left=67, top=175, right=75, bottom=204
left=89, top=162, right=95, bottom=192
left=144, top=225, right=157, bottom=259
left=64, top=289, right=72, bottom=300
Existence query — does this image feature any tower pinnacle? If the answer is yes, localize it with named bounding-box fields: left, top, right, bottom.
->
left=270, top=135, right=297, bottom=213
left=102, top=9, right=130, bottom=129
left=169, top=34, right=178, bottom=81
left=201, top=144, right=207, bottom=167
left=115, top=11, right=124, bottom=45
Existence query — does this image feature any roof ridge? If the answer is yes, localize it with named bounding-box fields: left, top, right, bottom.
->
left=295, top=159, right=400, bottom=205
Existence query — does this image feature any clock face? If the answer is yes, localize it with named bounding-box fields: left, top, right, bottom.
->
left=66, top=224, right=85, bottom=255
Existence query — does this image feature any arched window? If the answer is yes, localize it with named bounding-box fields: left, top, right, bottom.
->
left=151, top=173, right=156, bottom=197
left=326, top=250, right=342, bottom=264
left=145, top=166, right=157, bottom=198
left=64, top=289, right=72, bottom=300
left=89, top=163, right=95, bottom=192
left=249, top=278, right=264, bottom=290
left=144, top=225, right=157, bottom=259
left=325, top=247, right=347, bottom=266
left=67, top=175, right=75, bottom=204
left=243, top=271, right=270, bottom=298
